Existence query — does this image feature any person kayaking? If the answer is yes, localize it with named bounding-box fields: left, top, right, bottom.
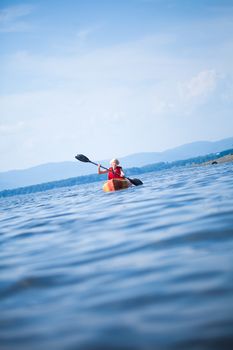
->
left=75, top=154, right=143, bottom=187
left=98, top=158, right=129, bottom=182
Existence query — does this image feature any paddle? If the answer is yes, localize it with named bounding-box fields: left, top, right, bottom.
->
left=75, top=154, right=143, bottom=186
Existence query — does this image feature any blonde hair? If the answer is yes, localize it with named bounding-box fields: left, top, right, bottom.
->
left=110, top=158, right=120, bottom=165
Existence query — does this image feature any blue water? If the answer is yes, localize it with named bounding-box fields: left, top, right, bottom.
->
left=1, top=163, right=233, bottom=350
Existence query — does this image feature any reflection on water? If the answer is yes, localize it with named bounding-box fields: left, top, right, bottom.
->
left=0, top=163, right=233, bottom=350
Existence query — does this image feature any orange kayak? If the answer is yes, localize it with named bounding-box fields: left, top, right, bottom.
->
left=103, top=178, right=130, bottom=192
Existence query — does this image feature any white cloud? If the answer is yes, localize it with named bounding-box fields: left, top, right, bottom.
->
left=76, top=26, right=101, bottom=42
left=0, top=4, right=35, bottom=32
left=1, top=9, right=233, bottom=170
left=3, top=33, right=184, bottom=88
left=179, top=70, right=218, bottom=101
left=0, top=121, right=25, bottom=133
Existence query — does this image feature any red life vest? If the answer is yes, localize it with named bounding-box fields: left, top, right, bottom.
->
left=108, top=166, right=123, bottom=180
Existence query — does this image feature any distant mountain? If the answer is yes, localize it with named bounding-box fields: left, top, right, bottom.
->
left=121, top=137, right=233, bottom=167
left=1, top=147, right=233, bottom=198
left=0, top=161, right=101, bottom=191
left=0, top=137, right=232, bottom=191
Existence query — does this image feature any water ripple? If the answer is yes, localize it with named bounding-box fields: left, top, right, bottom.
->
left=0, top=163, right=233, bottom=349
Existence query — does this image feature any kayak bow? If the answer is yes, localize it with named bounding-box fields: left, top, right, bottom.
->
left=103, top=178, right=130, bottom=192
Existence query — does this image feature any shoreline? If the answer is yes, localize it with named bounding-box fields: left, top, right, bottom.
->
left=198, top=154, right=233, bottom=166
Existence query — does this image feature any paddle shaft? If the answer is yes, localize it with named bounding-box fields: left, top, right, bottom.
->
left=89, top=160, right=107, bottom=170
left=75, top=154, right=143, bottom=186
left=92, top=161, right=121, bottom=176
left=90, top=160, right=133, bottom=181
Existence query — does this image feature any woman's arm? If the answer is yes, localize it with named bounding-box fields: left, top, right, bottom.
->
left=98, top=164, right=108, bottom=175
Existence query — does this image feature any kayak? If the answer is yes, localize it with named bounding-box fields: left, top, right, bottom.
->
left=103, top=178, right=130, bottom=192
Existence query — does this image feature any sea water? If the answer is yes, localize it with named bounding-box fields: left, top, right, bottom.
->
left=0, top=163, right=233, bottom=350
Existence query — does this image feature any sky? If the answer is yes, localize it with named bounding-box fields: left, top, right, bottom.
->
left=1, top=0, right=233, bottom=171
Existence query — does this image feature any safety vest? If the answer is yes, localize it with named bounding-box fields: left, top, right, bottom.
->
left=108, top=166, right=123, bottom=180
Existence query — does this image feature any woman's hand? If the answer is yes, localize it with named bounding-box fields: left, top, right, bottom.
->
left=98, top=164, right=108, bottom=175
left=98, top=164, right=101, bottom=174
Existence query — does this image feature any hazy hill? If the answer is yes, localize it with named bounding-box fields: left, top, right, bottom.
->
left=121, top=137, right=233, bottom=167
left=0, top=137, right=232, bottom=190
left=0, top=161, right=99, bottom=191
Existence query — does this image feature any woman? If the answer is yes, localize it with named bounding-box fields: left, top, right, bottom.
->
left=98, top=158, right=126, bottom=180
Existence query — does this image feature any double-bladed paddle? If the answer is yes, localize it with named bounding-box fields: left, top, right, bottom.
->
left=75, top=154, right=143, bottom=186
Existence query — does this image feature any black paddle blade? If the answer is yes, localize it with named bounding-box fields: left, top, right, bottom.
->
left=75, top=154, right=90, bottom=163
left=128, top=178, right=143, bottom=186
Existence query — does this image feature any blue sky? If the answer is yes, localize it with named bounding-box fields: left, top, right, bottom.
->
left=1, top=0, right=233, bottom=171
